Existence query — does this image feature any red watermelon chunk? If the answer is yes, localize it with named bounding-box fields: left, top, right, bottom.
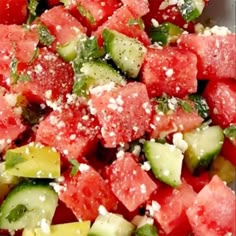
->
left=64, top=0, right=121, bottom=33
left=141, top=47, right=198, bottom=98
left=186, top=175, right=236, bottom=236
left=0, top=94, right=26, bottom=152
left=120, top=0, right=149, bottom=17
left=105, top=152, right=157, bottom=212
left=149, top=99, right=203, bottom=139
left=12, top=47, right=74, bottom=103
left=40, top=5, right=86, bottom=49
left=90, top=82, right=152, bottom=147
left=150, top=181, right=197, bottom=235
left=58, top=164, right=117, bottom=221
left=93, top=6, right=151, bottom=46
left=36, top=104, right=100, bottom=162
left=178, top=34, right=236, bottom=80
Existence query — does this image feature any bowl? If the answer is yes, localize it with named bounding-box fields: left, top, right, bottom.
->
left=199, top=0, right=236, bottom=32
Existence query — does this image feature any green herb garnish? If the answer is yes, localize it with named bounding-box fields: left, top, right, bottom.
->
left=69, top=159, right=80, bottom=176
left=38, top=24, right=55, bottom=46
left=224, top=125, right=236, bottom=140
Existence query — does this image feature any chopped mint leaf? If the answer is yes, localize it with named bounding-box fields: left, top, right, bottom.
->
left=224, top=125, right=236, bottom=139
left=135, top=224, right=159, bottom=236
left=5, top=152, right=26, bottom=169
left=38, top=24, right=55, bottom=46
left=6, top=204, right=28, bottom=223
left=10, top=57, right=19, bottom=84
left=27, top=0, right=39, bottom=23
left=155, top=95, right=170, bottom=114
left=72, top=37, right=104, bottom=73
left=178, top=99, right=193, bottom=113
left=73, top=75, right=95, bottom=97
left=128, top=18, right=145, bottom=29
left=77, top=4, right=95, bottom=25
left=69, top=159, right=80, bottom=176
left=18, top=74, right=31, bottom=82
left=188, top=94, right=209, bottom=119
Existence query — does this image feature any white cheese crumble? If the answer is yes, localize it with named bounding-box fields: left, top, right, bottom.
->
left=131, top=215, right=154, bottom=228
left=39, top=218, right=51, bottom=234
left=173, top=132, right=188, bottom=152
left=98, top=205, right=108, bottom=216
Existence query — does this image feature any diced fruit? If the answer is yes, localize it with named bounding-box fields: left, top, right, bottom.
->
left=89, top=213, right=135, bottom=236
left=150, top=182, right=196, bottom=235
left=120, top=0, right=149, bottom=17
left=0, top=180, right=58, bottom=230
left=4, top=143, right=61, bottom=178
left=134, top=223, right=158, bottom=236
left=149, top=22, right=183, bottom=45
left=36, top=104, right=99, bottom=162
left=0, top=94, right=26, bottom=153
left=22, top=221, right=90, bottom=236
left=103, top=29, right=147, bottom=78
left=39, top=5, right=86, bottom=50
left=91, top=82, right=151, bottom=147
left=141, top=47, right=197, bottom=98
left=203, top=78, right=236, bottom=128
left=221, top=137, right=236, bottom=166
left=93, top=6, right=151, bottom=46
left=144, top=141, right=184, bottom=187
left=149, top=97, right=204, bottom=139
left=58, top=164, right=117, bottom=221
left=178, top=34, right=236, bottom=80
left=61, top=0, right=120, bottom=32
left=183, top=125, right=224, bottom=173
left=12, top=47, right=74, bottom=103
left=105, top=152, right=157, bottom=212
left=0, top=0, right=28, bottom=24
left=186, top=175, right=236, bottom=236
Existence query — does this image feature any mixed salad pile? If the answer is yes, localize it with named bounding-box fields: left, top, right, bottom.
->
left=0, top=0, right=235, bottom=235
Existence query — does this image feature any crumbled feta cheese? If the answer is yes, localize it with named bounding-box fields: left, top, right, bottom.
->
left=173, top=132, right=188, bottom=152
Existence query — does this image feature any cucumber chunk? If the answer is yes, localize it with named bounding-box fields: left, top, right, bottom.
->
left=135, top=224, right=158, bottom=236
left=57, top=38, right=80, bottom=62
left=0, top=180, right=58, bottom=230
left=183, top=125, right=224, bottom=173
left=103, top=29, right=147, bottom=78
left=4, top=143, right=61, bottom=178
left=178, top=0, right=205, bottom=22
left=149, top=22, right=183, bottom=46
left=88, top=213, right=135, bottom=236
left=22, top=221, right=91, bottom=236
left=143, top=142, right=184, bottom=187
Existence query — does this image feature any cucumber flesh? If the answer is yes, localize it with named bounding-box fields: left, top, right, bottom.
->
left=178, top=0, right=205, bottom=22
left=183, top=125, right=224, bottom=173
left=143, top=142, right=183, bottom=187
left=149, top=22, right=183, bottom=46
left=0, top=180, right=58, bottom=230
left=88, top=213, right=135, bottom=236
left=103, top=29, right=147, bottom=78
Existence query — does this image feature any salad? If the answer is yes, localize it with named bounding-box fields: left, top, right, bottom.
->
left=0, top=0, right=235, bottom=235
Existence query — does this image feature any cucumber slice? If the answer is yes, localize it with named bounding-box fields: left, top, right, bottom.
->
left=103, top=29, right=147, bottom=78
left=0, top=180, right=58, bottom=230
left=4, top=143, right=61, bottom=179
left=143, top=142, right=184, bottom=187
left=80, top=60, right=125, bottom=86
left=88, top=213, right=135, bottom=236
left=183, top=125, right=224, bottom=173
left=22, top=221, right=91, bottom=236
left=178, top=0, right=205, bottom=22
left=135, top=224, right=158, bottom=236
left=57, top=38, right=80, bottom=62
left=73, top=60, right=125, bottom=97
left=149, top=22, right=183, bottom=46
